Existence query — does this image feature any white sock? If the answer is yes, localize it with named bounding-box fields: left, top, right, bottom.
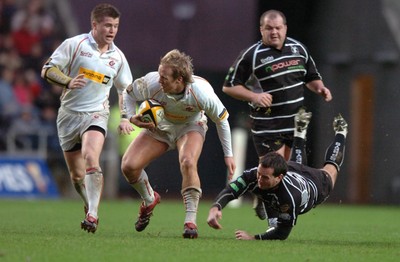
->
left=85, top=168, right=103, bottom=219
left=181, top=187, right=202, bottom=225
left=131, top=170, right=155, bottom=206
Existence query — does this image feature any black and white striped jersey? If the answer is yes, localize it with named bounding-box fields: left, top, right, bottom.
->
left=213, top=161, right=330, bottom=228
left=223, top=38, right=322, bottom=135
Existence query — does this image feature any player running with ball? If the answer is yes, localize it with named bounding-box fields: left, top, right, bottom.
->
left=122, top=49, right=236, bottom=238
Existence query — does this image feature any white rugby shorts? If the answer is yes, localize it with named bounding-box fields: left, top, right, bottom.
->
left=57, top=106, right=109, bottom=151
left=143, top=114, right=208, bottom=150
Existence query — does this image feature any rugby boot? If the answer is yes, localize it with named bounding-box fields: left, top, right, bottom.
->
left=182, top=222, right=198, bottom=239
left=135, top=191, right=161, bottom=232
left=81, top=214, right=98, bottom=233
left=295, top=108, right=312, bottom=133
left=333, top=114, right=348, bottom=136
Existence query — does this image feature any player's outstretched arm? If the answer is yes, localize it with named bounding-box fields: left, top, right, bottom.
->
left=235, top=230, right=256, bottom=240
left=253, top=226, right=293, bottom=240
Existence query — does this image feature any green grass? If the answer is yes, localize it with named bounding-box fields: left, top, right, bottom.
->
left=0, top=199, right=399, bottom=262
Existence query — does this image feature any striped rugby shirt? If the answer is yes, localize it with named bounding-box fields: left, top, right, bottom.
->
left=224, top=37, right=322, bottom=135
left=213, top=161, right=323, bottom=228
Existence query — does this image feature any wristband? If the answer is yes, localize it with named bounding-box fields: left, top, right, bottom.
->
left=121, top=114, right=128, bottom=119
left=44, top=67, right=72, bottom=88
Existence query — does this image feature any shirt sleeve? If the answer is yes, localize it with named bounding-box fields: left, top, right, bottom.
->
left=43, top=38, right=74, bottom=73
left=215, top=118, right=233, bottom=157
left=196, top=77, right=233, bottom=157
left=300, top=43, right=322, bottom=83
left=212, top=169, right=257, bottom=210
left=123, top=72, right=160, bottom=120
left=223, top=48, right=253, bottom=88
left=254, top=225, right=293, bottom=240
left=113, top=49, right=133, bottom=95
left=122, top=87, right=137, bottom=120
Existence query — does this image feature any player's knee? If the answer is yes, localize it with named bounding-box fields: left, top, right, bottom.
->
left=82, top=152, right=98, bottom=167
left=121, top=162, right=134, bottom=175
left=70, top=171, right=85, bottom=183
left=179, top=156, right=197, bottom=173
left=121, top=162, right=141, bottom=182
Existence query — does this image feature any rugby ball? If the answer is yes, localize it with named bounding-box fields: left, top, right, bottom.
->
left=138, top=99, right=164, bottom=126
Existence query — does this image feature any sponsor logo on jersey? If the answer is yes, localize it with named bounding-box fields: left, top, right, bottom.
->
left=291, top=46, right=299, bottom=54
left=103, top=75, right=111, bottom=84
left=264, top=59, right=303, bottom=73
left=107, top=57, right=119, bottom=69
left=79, top=67, right=110, bottom=85
left=260, top=56, right=274, bottom=63
left=80, top=51, right=93, bottom=58
left=164, top=112, right=189, bottom=121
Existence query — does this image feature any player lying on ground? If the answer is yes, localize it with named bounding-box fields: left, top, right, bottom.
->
left=207, top=109, right=348, bottom=240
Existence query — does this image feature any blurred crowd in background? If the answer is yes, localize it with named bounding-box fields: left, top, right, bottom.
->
left=0, top=0, right=66, bottom=156
left=0, top=0, right=139, bottom=197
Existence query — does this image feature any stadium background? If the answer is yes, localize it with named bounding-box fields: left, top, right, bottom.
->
left=1, top=0, right=399, bottom=205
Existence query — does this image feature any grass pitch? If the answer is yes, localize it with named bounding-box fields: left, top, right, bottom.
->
left=0, top=199, right=399, bottom=262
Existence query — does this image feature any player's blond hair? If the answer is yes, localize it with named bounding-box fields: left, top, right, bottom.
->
left=160, top=49, right=194, bottom=85
left=91, top=3, right=121, bottom=23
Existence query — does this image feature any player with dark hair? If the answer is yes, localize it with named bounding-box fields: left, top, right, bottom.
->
left=207, top=110, right=348, bottom=240
left=222, top=9, right=333, bottom=218
left=41, top=3, right=133, bottom=233
left=122, top=49, right=235, bottom=239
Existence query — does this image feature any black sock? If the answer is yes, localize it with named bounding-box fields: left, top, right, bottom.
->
left=289, top=137, right=307, bottom=165
left=324, top=134, right=346, bottom=171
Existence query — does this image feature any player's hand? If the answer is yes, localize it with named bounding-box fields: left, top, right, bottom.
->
left=118, top=118, right=135, bottom=135
left=224, top=156, right=235, bottom=181
left=235, top=230, right=255, bottom=240
left=252, top=92, right=272, bottom=107
left=68, top=74, right=87, bottom=89
left=130, top=114, right=155, bottom=130
left=319, top=87, right=332, bottom=102
left=207, top=207, right=223, bottom=229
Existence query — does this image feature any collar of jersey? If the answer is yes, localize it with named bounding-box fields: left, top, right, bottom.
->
left=88, top=31, right=115, bottom=52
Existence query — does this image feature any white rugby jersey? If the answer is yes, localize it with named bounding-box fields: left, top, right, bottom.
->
left=43, top=32, right=132, bottom=112
left=124, top=71, right=233, bottom=157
